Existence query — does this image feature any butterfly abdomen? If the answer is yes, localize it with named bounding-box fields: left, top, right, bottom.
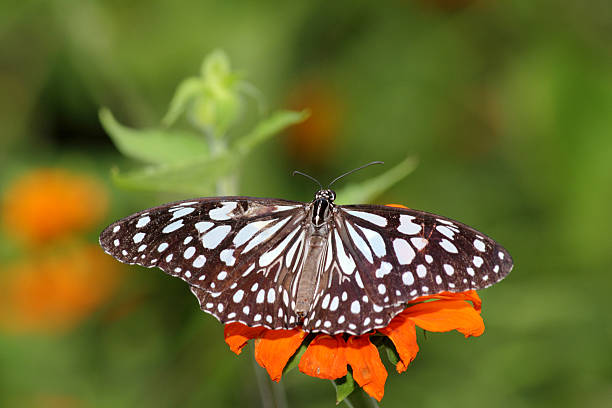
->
left=295, top=220, right=330, bottom=316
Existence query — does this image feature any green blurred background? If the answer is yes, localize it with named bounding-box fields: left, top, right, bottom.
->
left=1, top=0, right=612, bottom=407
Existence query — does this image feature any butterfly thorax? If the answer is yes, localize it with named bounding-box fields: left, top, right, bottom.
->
left=295, top=189, right=336, bottom=317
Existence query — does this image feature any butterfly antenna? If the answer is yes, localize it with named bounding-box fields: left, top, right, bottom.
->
left=292, top=170, right=323, bottom=190
left=327, top=161, right=384, bottom=188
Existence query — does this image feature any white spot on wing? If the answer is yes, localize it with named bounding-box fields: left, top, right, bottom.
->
left=201, top=225, right=231, bottom=249
left=346, top=210, right=387, bottom=227
left=473, top=256, right=484, bottom=268
left=375, top=261, right=392, bottom=278
left=136, top=216, right=150, bottom=228
left=195, top=221, right=214, bottom=234
left=267, top=288, right=276, bottom=304
left=243, top=217, right=291, bottom=253
left=334, top=230, right=356, bottom=275
left=411, top=237, right=428, bottom=250
left=233, top=219, right=274, bottom=246
left=416, top=264, right=427, bottom=278
left=286, top=231, right=304, bottom=269
left=440, top=239, right=458, bottom=253
left=172, top=207, right=195, bottom=219
left=256, top=289, right=265, bottom=304
left=259, top=227, right=299, bottom=267
left=193, top=255, right=206, bottom=268
left=346, top=222, right=373, bottom=263
left=133, top=232, right=145, bottom=243
left=436, top=225, right=455, bottom=239
left=474, top=239, right=486, bottom=252
left=163, top=220, right=183, bottom=233
left=209, top=202, right=237, bottom=221
left=402, top=271, right=414, bottom=285
left=393, top=238, right=415, bottom=265
left=350, top=300, right=361, bottom=314
left=183, top=246, right=196, bottom=259
left=220, top=249, right=236, bottom=266
left=443, top=264, right=454, bottom=276
left=356, top=225, right=386, bottom=257
left=272, top=205, right=299, bottom=212
left=329, top=296, right=339, bottom=312
left=398, top=214, right=421, bottom=235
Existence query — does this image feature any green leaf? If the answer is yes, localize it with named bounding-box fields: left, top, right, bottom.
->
left=234, top=109, right=309, bottom=156
left=333, top=371, right=356, bottom=405
left=379, top=338, right=400, bottom=367
left=282, top=341, right=309, bottom=375
left=110, top=155, right=237, bottom=196
left=335, top=156, right=419, bottom=205
left=161, top=77, right=204, bottom=127
left=100, top=108, right=209, bottom=165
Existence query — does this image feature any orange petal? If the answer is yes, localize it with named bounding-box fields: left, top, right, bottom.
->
left=299, top=334, right=348, bottom=379
left=378, top=315, right=419, bottom=373
left=403, top=300, right=485, bottom=338
left=224, top=322, right=268, bottom=355
left=410, top=290, right=482, bottom=312
left=345, top=335, right=387, bottom=402
left=385, top=204, right=409, bottom=209
left=254, top=328, right=307, bottom=382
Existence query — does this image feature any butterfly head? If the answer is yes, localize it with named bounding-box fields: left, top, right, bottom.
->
left=312, top=189, right=336, bottom=227
left=315, top=189, right=336, bottom=202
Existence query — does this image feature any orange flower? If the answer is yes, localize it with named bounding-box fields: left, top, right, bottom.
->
left=2, top=168, right=108, bottom=245
left=285, top=78, right=344, bottom=165
left=223, top=290, right=483, bottom=401
left=0, top=245, right=121, bottom=333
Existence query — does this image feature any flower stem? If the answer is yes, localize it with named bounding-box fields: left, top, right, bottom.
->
left=251, top=346, right=287, bottom=408
left=343, top=388, right=380, bottom=408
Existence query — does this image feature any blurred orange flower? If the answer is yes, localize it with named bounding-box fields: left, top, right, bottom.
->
left=0, top=245, right=121, bottom=333
left=2, top=168, right=108, bottom=246
left=0, top=167, right=122, bottom=333
left=285, top=79, right=344, bottom=165
left=224, top=290, right=483, bottom=401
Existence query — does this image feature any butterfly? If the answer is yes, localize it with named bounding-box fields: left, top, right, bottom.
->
left=99, top=166, right=513, bottom=336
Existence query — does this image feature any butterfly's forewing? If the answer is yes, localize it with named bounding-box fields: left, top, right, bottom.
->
left=302, top=204, right=513, bottom=335
left=100, top=197, right=311, bottom=328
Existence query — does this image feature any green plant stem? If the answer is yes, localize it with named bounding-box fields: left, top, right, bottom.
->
left=343, top=388, right=380, bottom=408
left=251, top=346, right=287, bottom=408
left=207, top=133, right=237, bottom=195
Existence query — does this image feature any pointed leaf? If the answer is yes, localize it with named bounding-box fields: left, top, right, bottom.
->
left=100, top=108, right=209, bottom=165
left=162, top=77, right=204, bottom=126
left=333, top=371, right=356, bottom=405
left=110, top=155, right=236, bottom=196
left=282, top=341, right=309, bottom=375
left=234, top=109, right=309, bottom=155
left=335, top=156, right=418, bottom=205
left=380, top=339, right=400, bottom=367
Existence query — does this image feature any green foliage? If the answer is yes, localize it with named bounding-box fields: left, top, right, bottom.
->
left=3, top=1, right=612, bottom=407
left=100, top=108, right=209, bottom=164
left=335, top=156, right=418, bottom=205
left=101, top=51, right=308, bottom=195
left=283, top=340, right=310, bottom=375
left=333, top=371, right=356, bottom=405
